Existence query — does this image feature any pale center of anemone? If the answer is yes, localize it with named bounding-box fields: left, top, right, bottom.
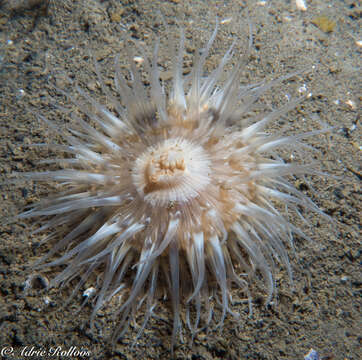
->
left=132, top=138, right=211, bottom=206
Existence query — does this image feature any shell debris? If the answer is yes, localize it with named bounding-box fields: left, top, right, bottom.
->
left=295, top=0, right=307, bottom=12
left=304, top=349, right=320, bottom=360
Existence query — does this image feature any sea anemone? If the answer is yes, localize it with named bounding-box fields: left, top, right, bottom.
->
left=17, top=23, right=327, bottom=348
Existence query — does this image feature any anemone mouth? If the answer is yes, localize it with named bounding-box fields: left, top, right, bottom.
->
left=132, top=137, right=211, bottom=206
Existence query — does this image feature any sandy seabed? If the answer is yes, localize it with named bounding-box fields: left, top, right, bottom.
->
left=0, top=0, right=360, bottom=359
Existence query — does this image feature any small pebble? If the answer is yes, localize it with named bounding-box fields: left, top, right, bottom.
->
left=16, top=88, right=25, bottom=100
left=311, top=16, right=336, bottom=33
left=24, top=274, right=49, bottom=292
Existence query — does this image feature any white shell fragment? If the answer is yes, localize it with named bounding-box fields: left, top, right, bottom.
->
left=298, top=84, right=308, bottom=94
left=296, top=0, right=307, bottom=11
left=43, top=296, right=52, bottom=306
left=83, top=287, right=96, bottom=298
left=345, top=99, right=356, bottom=110
left=220, top=17, right=232, bottom=25
left=304, top=349, right=320, bottom=360
left=133, top=56, right=144, bottom=65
